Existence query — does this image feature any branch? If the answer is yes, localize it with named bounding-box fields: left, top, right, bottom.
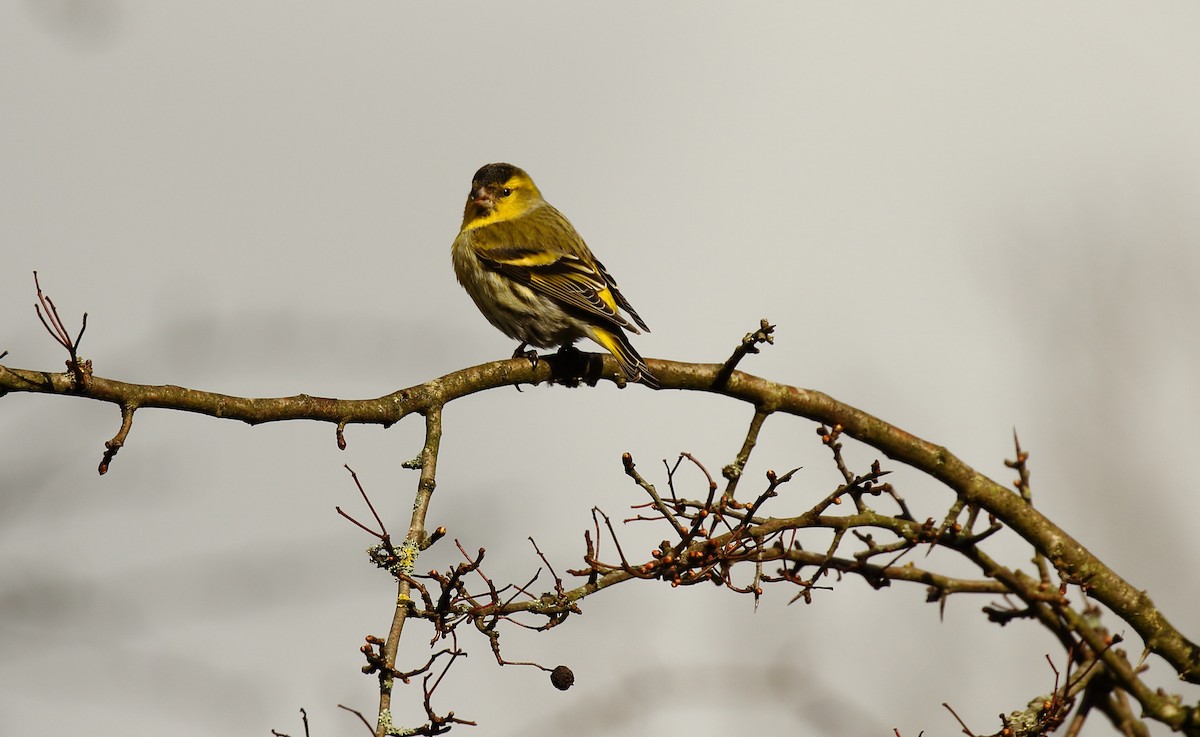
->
left=2, top=355, right=1196, bottom=686
left=4, top=331, right=1198, bottom=731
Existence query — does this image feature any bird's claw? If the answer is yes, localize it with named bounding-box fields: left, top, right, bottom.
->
left=512, top=342, right=540, bottom=368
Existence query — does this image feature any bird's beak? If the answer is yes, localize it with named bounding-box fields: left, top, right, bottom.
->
left=470, top=186, right=495, bottom=211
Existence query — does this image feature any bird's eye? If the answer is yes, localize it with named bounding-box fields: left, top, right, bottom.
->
left=500, top=188, right=513, bottom=197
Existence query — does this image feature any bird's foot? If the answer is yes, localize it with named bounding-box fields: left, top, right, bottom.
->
left=547, top=345, right=598, bottom=387
left=512, top=342, right=540, bottom=368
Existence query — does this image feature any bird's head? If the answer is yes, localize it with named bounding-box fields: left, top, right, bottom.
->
left=461, top=163, right=544, bottom=228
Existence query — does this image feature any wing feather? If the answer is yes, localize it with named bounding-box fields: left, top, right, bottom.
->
left=467, top=205, right=648, bottom=334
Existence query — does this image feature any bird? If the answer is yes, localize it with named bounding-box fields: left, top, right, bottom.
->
left=451, top=162, right=657, bottom=388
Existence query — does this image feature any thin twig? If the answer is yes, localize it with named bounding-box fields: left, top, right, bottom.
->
left=713, top=318, right=774, bottom=387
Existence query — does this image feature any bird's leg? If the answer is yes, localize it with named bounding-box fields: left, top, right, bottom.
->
left=512, top=342, right=540, bottom=368
left=554, top=344, right=583, bottom=361
left=548, top=344, right=597, bottom=387
left=509, top=342, right=543, bottom=392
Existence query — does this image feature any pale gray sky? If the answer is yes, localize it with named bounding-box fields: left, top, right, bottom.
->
left=3, top=3, right=1199, bottom=736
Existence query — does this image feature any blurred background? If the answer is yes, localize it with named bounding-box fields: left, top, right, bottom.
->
left=3, top=3, right=1198, bottom=735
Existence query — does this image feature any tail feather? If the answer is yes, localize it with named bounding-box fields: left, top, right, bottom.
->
left=591, top=327, right=659, bottom=389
